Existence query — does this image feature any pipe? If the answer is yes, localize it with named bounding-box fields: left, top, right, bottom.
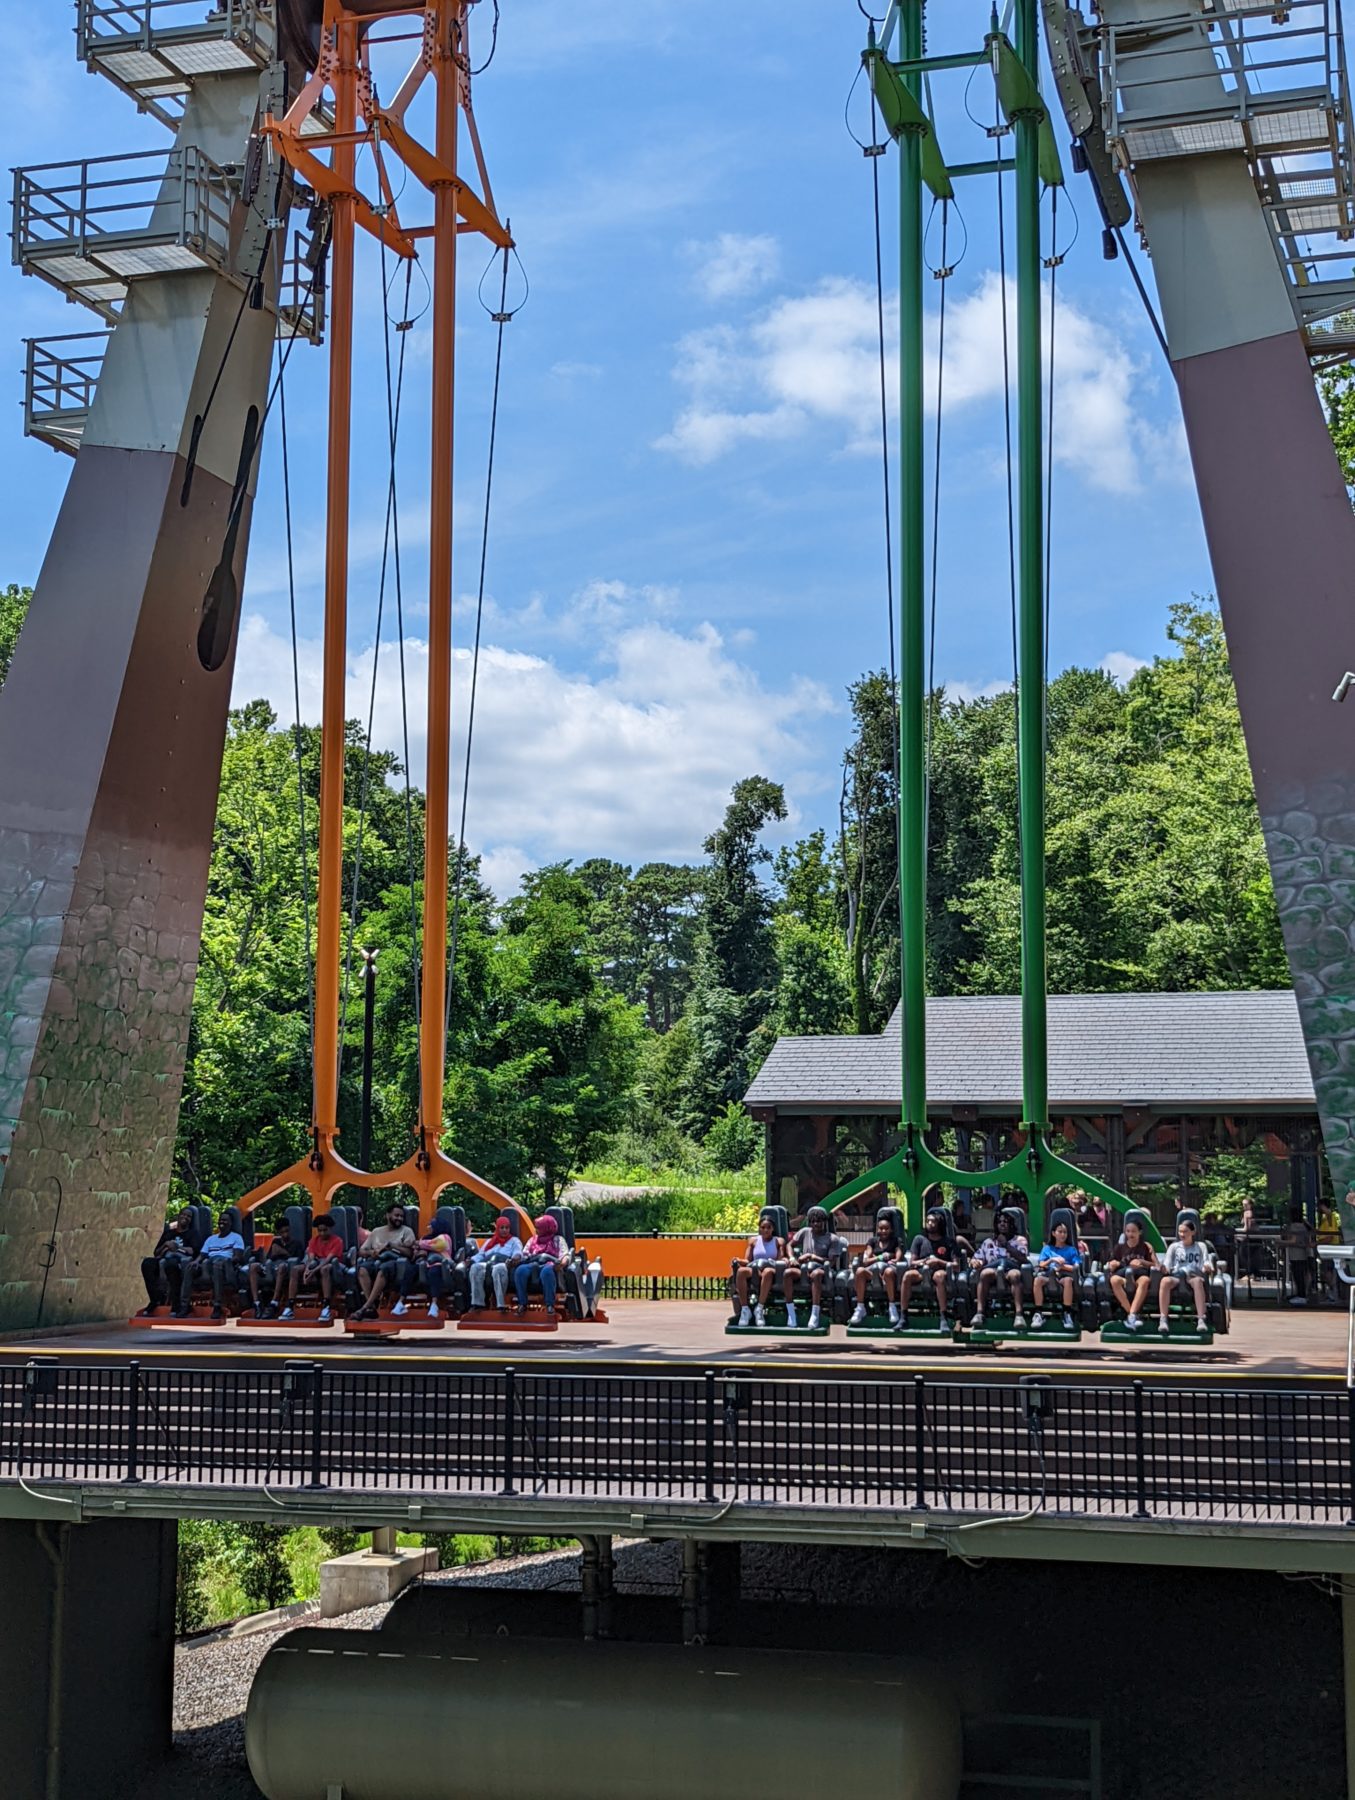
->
left=246, top=1631, right=962, bottom=1800
left=35, top=1522, right=65, bottom=1800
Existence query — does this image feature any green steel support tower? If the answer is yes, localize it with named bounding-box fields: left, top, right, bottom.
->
left=822, top=0, right=1152, bottom=1245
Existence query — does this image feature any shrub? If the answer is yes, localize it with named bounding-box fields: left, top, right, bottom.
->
left=176, top=1522, right=213, bottom=1636
left=702, top=1102, right=761, bottom=1174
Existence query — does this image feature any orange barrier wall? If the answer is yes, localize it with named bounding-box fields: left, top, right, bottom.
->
left=572, top=1235, right=744, bottom=1278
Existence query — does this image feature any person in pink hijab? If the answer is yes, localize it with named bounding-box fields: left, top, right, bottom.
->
left=468, top=1211, right=523, bottom=1310
left=514, top=1213, right=566, bottom=1315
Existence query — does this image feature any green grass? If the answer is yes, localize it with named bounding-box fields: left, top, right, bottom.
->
left=566, top=1187, right=761, bottom=1234
left=576, top=1157, right=762, bottom=1197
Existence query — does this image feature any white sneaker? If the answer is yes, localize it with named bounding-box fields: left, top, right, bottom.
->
left=280, top=1307, right=294, bottom=1320
left=319, top=1306, right=331, bottom=1322
left=738, top=1306, right=752, bottom=1326
left=808, top=1307, right=821, bottom=1330
left=1031, top=1311, right=1045, bottom=1330
left=1197, top=1317, right=1209, bottom=1334
left=971, top=1313, right=986, bottom=1329
left=1125, top=1314, right=1144, bottom=1332
left=428, top=1303, right=440, bottom=1321
left=888, top=1303, right=901, bottom=1325
left=754, top=1305, right=766, bottom=1326
left=392, top=1300, right=407, bottom=1317
left=1062, top=1312, right=1074, bottom=1331
left=850, top=1304, right=867, bottom=1325
left=1014, top=1314, right=1027, bottom=1330
left=786, top=1305, right=799, bottom=1329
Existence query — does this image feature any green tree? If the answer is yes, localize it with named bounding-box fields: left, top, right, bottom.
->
left=770, top=915, right=853, bottom=1038
left=682, top=776, right=786, bottom=1130
left=0, top=583, right=32, bottom=690
left=839, top=672, right=901, bottom=1031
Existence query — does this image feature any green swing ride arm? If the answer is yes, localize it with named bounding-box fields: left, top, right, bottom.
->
left=818, top=0, right=1150, bottom=1251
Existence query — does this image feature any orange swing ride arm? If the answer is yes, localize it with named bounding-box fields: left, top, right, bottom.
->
left=235, top=1, right=525, bottom=1233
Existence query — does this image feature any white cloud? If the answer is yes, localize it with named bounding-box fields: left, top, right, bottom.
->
left=655, top=269, right=1185, bottom=495
left=688, top=232, right=781, bottom=302
left=1100, top=650, right=1149, bottom=685
left=230, top=599, right=834, bottom=892
left=942, top=677, right=1012, bottom=705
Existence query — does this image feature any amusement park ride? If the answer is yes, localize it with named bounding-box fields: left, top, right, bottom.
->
left=1, top=0, right=1355, bottom=1344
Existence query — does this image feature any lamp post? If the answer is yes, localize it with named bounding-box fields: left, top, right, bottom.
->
left=359, top=946, right=379, bottom=1171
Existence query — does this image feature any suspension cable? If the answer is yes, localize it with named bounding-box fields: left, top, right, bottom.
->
left=336, top=249, right=413, bottom=1087
left=924, top=196, right=951, bottom=880
left=278, top=355, right=314, bottom=1065
left=1044, top=184, right=1059, bottom=697
left=445, top=231, right=516, bottom=1047
left=995, top=96, right=1021, bottom=861
left=385, top=253, right=425, bottom=1060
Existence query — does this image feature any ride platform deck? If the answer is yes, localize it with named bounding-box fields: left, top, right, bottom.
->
left=1, top=1298, right=1344, bottom=1388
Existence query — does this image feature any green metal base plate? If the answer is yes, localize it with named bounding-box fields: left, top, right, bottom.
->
left=966, top=1318, right=1081, bottom=1345
left=1100, top=1319, right=1213, bottom=1346
left=725, top=1319, right=832, bottom=1337
left=845, top=1317, right=958, bottom=1340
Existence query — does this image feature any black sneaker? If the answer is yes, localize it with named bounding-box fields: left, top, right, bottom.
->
left=211, top=1305, right=224, bottom=1320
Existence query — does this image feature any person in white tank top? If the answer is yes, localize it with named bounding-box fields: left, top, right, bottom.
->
left=733, top=1214, right=786, bottom=1325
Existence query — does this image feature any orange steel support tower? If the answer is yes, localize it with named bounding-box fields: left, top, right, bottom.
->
left=237, top=0, right=522, bottom=1230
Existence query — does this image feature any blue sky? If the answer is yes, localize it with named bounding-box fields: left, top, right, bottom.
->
left=0, top=1, right=1213, bottom=892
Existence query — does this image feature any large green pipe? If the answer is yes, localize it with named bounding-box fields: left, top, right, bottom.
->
left=245, top=1630, right=963, bottom=1800
left=898, top=0, right=928, bottom=1145
left=1014, top=0, right=1049, bottom=1133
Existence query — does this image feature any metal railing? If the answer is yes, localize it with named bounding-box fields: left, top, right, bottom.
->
left=22, top=334, right=109, bottom=453
left=77, top=1, right=273, bottom=126
left=0, top=1362, right=1348, bottom=1527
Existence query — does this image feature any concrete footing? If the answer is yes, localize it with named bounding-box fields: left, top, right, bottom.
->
left=319, top=1545, right=438, bottom=1619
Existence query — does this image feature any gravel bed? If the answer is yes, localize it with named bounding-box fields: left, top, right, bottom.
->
left=140, top=1540, right=680, bottom=1800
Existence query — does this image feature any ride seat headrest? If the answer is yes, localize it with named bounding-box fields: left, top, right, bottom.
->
left=1047, top=1205, right=1077, bottom=1240
left=1176, top=1207, right=1202, bottom=1231
left=877, top=1205, right=905, bottom=1239
left=760, top=1204, right=790, bottom=1239
left=997, top=1205, right=1025, bottom=1237
left=545, top=1205, right=576, bottom=1248
left=431, top=1205, right=467, bottom=1251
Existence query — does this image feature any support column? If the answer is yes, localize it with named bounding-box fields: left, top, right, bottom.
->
left=0, top=66, right=284, bottom=1328
left=1345, top=1581, right=1355, bottom=1800
left=0, top=1518, right=176, bottom=1800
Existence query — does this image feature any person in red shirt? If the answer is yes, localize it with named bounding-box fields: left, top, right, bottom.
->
left=289, top=1213, right=348, bottom=1321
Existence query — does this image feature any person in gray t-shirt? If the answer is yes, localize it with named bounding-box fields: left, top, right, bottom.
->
left=1158, top=1215, right=1213, bottom=1335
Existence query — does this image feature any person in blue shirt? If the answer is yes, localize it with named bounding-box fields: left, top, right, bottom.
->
left=190, top=1211, right=247, bottom=1319
left=1031, top=1218, right=1083, bottom=1332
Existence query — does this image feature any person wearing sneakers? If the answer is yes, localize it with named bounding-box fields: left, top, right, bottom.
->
left=969, top=1208, right=1029, bottom=1331
left=513, top=1214, right=569, bottom=1315
left=1158, top=1213, right=1213, bottom=1335
left=1107, top=1216, right=1157, bottom=1330
left=293, top=1213, right=347, bottom=1321
left=192, top=1212, right=247, bottom=1319
left=734, top=1212, right=785, bottom=1326
left=469, top=1213, right=525, bottom=1311
left=352, top=1203, right=418, bottom=1320
left=247, top=1217, right=298, bottom=1319
left=782, top=1206, right=847, bottom=1330
left=1031, top=1218, right=1083, bottom=1332
left=850, top=1213, right=905, bottom=1325
left=899, top=1206, right=973, bottom=1332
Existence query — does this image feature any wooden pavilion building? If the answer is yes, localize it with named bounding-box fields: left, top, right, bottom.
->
left=744, top=991, right=1326, bottom=1228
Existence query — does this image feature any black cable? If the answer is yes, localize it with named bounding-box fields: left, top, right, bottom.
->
left=995, top=98, right=1021, bottom=863
left=445, top=233, right=514, bottom=1046
left=278, top=358, right=315, bottom=1065
left=924, top=200, right=949, bottom=887
left=385, top=256, right=424, bottom=1054
left=472, top=0, right=500, bottom=75
left=1115, top=225, right=1171, bottom=360
left=1045, top=185, right=1058, bottom=699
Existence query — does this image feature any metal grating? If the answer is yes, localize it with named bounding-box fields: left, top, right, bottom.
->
left=77, top=0, right=272, bottom=127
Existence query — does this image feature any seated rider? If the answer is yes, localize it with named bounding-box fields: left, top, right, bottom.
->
left=394, top=1222, right=455, bottom=1322
left=352, top=1203, right=418, bottom=1320
left=783, top=1205, right=847, bottom=1330
left=1158, top=1212, right=1212, bottom=1336
left=192, top=1211, right=247, bottom=1320
left=969, top=1208, right=1029, bottom=1331
left=1031, top=1218, right=1083, bottom=1332
left=294, top=1212, right=347, bottom=1321
left=247, top=1216, right=298, bottom=1319
left=469, top=1213, right=525, bottom=1312
left=514, top=1214, right=568, bottom=1316
left=900, top=1206, right=974, bottom=1333
left=850, top=1212, right=904, bottom=1326
left=139, top=1208, right=195, bottom=1317
left=734, top=1213, right=785, bottom=1326
left=1107, top=1214, right=1158, bottom=1332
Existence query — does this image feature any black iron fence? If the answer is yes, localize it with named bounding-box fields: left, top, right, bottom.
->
left=0, top=1360, right=1349, bottom=1526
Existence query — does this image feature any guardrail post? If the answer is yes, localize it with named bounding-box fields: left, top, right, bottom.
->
left=306, top=1364, right=326, bottom=1489
left=1132, top=1379, right=1150, bottom=1519
left=123, top=1360, right=141, bottom=1485
left=501, top=1365, right=518, bottom=1497
left=651, top=1227, right=660, bottom=1302
left=704, top=1369, right=717, bottom=1502
left=912, top=1375, right=929, bottom=1512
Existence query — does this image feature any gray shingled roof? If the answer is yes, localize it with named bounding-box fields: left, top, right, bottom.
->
left=743, top=991, right=1315, bottom=1112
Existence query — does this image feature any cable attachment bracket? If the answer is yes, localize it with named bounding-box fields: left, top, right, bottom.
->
left=862, top=142, right=887, bottom=159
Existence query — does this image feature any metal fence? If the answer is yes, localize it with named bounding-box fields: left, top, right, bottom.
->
left=0, top=1361, right=1349, bottom=1526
